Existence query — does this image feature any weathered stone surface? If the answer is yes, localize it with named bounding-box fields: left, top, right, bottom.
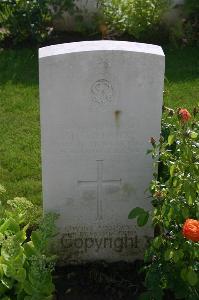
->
left=39, top=41, right=165, bottom=264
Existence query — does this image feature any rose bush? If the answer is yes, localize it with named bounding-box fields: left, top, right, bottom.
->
left=129, top=106, right=199, bottom=299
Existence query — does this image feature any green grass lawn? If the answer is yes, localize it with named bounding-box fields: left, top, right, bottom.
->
left=0, top=46, right=198, bottom=206
left=164, top=47, right=199, bottom=109
left=0, top=49, right=41, bottom=205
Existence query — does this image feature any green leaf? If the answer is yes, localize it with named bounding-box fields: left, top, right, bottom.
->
left=190, top=131, right=198, bottom=139
left=0, top=264, right=4, bottom=279
left=188, top=195, right=193, bottom=205
left=164, top=249, right=174, bottom=261
left=184, top=182, right=195, bottom=206
left=128, top=207, right=145, bottom=219
left=14, top=250, right=26, bottom=266
left=15, top=268, right=26, bottom=282
left=2, top=264, right=12, bottom=277
left=15, top=227, right=28, bottom=243
left=196, top=205, right=199, bottom=219
left=178, top=249, right=184, bottom=260
left=170, top=165, right=175, bottom=177
left=41, top=276, right=55, bottom=295
left=173, top=250, right=184, bottom=263
left=23, top=242, right=37, bottom=257
left=168, top=207, right=174, bottom=221
left=0, top=185, right=6, bottom=194
left=1, top=237, right=23, bottom=261
left=137, top=212, right=149, bottom=227
left=168, top=134, right=175, bottom=145
left=180, top=268, right=187, bottom=281
left=31, top=231, right=43, bottom=251
left=182, top=207, right=189, bottom=218
left=23, top=280, right=34, bottom=295
left=173, top=178, right=178, bottom=187
left=153, top=236, right=162, bottom=249
left=0, top=218, right=20, bottom=234
left=187, top=269, right=198, bottom=286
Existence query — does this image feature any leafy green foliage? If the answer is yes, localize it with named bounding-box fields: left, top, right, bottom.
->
left=100, top=0, right=170, bottom=40
left=183, top=0, right=199, bottom=46
left=128, top=207, right=149, bottom=227
left=0, top=0, right=75, bottom=44
left=0, top=187, right=57, bottom=299
left=6, top=197, right=42, bottom=226
left=169, top=0, right=199, bottom=47
left=131, top=108, right=199, bottom=299
left=184, top=0, right=199, bottom=19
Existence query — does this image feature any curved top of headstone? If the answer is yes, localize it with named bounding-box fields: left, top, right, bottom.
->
left=39, top=40, right=164, bottom=59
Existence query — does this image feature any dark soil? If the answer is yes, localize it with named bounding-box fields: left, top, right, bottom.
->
left=53, top=260, right=145, bottom=300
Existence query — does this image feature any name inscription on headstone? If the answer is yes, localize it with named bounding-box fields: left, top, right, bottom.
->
left=56, top=128, right=140, bottom=155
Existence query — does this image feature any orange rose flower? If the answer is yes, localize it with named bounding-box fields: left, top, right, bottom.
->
left=178, top=108, right=191, bottom=123
left=182, top=219, right=199, bottom=242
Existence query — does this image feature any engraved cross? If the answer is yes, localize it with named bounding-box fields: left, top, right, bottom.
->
left=78, top=160, right=121, bottom=221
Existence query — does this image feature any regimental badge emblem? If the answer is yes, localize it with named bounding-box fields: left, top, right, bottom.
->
left=91, top=79, right=113, bottom=104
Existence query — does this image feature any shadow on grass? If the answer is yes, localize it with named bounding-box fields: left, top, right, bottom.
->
left=164, top=46, right=199, bottom=83
left=0, top=48, right=38, bottom=86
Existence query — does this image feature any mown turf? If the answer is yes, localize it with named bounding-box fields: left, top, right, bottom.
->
left=0, top=49, right=41, bottom=205
left=0, top=46, right=198, bottom=205
left=164, top=47, right=199, bottom=109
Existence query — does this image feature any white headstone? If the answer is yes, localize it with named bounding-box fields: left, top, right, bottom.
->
left=39, top=41, right=165, bottom=264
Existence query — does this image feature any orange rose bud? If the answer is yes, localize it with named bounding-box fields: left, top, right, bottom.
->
left=182, top=219, right=199, bottom=242
left=178, top=108, right=191, bottom=123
